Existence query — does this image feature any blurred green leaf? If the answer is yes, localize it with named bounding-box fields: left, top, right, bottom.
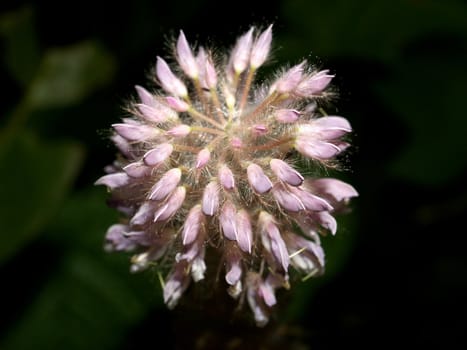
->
left=0, top=188, right=163, bottom=350
left=47, top=187, right=118, bottom=250
left=0, top=6, right=40, bottom=86
left=0, top=132, right=84, bottom=264
left=26, top=41, right=116, bottom=108
left=279, top=0, right=467, bottom=61
left=0, top=252, right=148, bottom=350
left=376, top=52, right=467, bottom=185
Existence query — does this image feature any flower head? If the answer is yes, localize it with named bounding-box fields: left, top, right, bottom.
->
left=96, top=25, right=357, bottom=326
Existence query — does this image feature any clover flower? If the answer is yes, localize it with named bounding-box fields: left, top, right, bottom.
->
left=96, top=25, right=358, bottom=326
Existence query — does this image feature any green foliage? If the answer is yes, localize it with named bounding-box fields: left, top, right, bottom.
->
left=0, top=133, right=84, bottom=264
left=26, top=42, right=116, bottom=109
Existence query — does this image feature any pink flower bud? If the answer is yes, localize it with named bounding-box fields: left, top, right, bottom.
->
left=230, top=137, right=243, bottom=149
left=164, top=261, right=190, bottom=309
left=112, top=122, right=159, bottom=141
left=136, top=102, right=176, bottom=124
left=165, top=96, right=189, bottom=112
left=295, top=118, right=352, bottom=160
left=231, top=27, right=254, bottom=74
left=95, top=172, right=130, bottom=189
left=252, top=124, right=268, bottom=136
left=315, top=211, right=337, bottom=235
left=218, top=164, right=235, bottom=190
left=274, top=109, right=300, bottom=123
left=296, top=70, right=334, bottom=97
left=123, top=161, right=152, bottom=178
left=196, top=148, right=211, bottom=169
left=250, top=24, right=272, bottom=69
left=202, top=181, right=220, bottom=216
left=148, top=168, right=182, bottom=201
left=220, top=201, right=237, bottom=241
left=272, top=183, right=305, bottom=212
left=191, top=255, right=207, bottom=282
left=235, top=209, right=252, bottom=253
left=204, top=54, right=217, bottom=89
left=225, top=245, right=243, bottom=286
left=288, top=186, right=333, bottom=212
left=295, top=138, right=343, bottom=160
left=134, top=85, right=154, bottom=106
left=284, top=233, right=325, bottom=275
left=143, top=143, right=173, bottom=166
left=273, top=62, right=305, bottom=93
left=153, top=186, right=186, bottom=222
left=247, top=163, right=272, bottom=194
left=259, top=212, right=289, bottom=272
left=105, top=224, right=137, bottom=252
left=309, top=178, right=359, bottom=203
left=110, top=135, right=131, bottom=157
left=130, top=201, right=156, bottom=226
left=270, top=159, right=304, bottom=186
left=166, top=124, right=191, bottom=138
left=176, top=30, right=199, bottom=79
left=182, top=205, right=204, bottom=245
left=156, top=56, right=188, bottom=97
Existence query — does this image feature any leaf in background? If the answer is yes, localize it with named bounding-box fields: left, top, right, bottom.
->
left=278, top=0, right=467, bottom=61
left=26, top=41, right=116, bottom=109
left=376, top=51, right=467, bottom=185
left=0, top=132, right=84, bottom=264
left=0, top=188, right=163, bottom=350
left=0, top=6, right=40, bottom=86
left=0, top=252, right=149, bottom=350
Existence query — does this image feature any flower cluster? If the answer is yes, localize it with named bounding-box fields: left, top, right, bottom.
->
left=96, top=25, right=357, bottom=326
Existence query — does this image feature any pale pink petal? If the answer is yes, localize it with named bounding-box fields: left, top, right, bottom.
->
left=274, top=109, right=300, bottom=123
left=316, top=211, right=337, bottom=235
left=220, top=201, right=237, bottom=240
left=196, top=148, right=211, bottom=169
left=235, top=209, right=252, bottom=253
left=143, top=143, right=173, bottom=166
left=290, top=187, right=333, bottom=212
left=153, top=186, right=186, bottom=222
left=135, top=85, right=154, bottom=106
left=136, top=103, right=172, bottom=124
left=156, top=56, right=188, bottom=97
left=311, top=116, right=352, bottom=139
left=296, top=69, right=334, bottom=96
left=270, top=159, right=304, bottom=186
left=182, top=205, right=204, bottom=245
left=272, top=62, right=305, bottom=93
left=95, top=172, right=130, bottom=189
left=225, top=245, right=243, bottom=286
left=310, top=178, right=359, bottom=202
left=218, top=164, right=235, bottom=190
left=259, top=212, right=289, bottom=272
left=250, top=24, right=273, bottom=68
left=123, top=161, right=152, bottom=178
left=272, top=183, right=305, bottom=212
left=247, top=163, right=272, bottom=194
left=166, top=124, right=191, bottom=138
left=130, top=201, right=156, bottom=226
left=201, top=181, right=220, bottom=216
left=176, top=30, right=199, bottom=79
left=148, top=168, right=182, bottom=201
left=231, top=27, right=254, bottom=74
left=165, top=96, right=189, bottom=112
left=112, top=123, right=159, bottom=141
left=163, top=261, right=190, bottom=309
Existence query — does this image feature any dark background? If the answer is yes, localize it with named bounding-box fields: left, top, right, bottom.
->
left=1, top=0, right=466, bottom=349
